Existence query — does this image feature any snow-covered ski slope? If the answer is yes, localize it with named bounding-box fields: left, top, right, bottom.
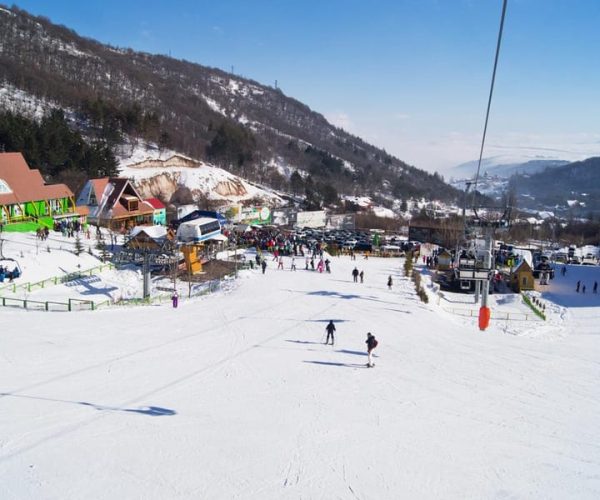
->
left=1, top=255, right=599, bottom=499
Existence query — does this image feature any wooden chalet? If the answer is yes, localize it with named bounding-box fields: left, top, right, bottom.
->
left=77, top=177, right=154, bottom=231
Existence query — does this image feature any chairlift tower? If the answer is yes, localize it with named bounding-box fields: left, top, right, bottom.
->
left=114, top=237, right=180, bottom=300
left=462, top=203, right=512, bottom=330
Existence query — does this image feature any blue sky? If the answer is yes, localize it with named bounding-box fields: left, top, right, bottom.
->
left=10, top=0, right=600, bottom=174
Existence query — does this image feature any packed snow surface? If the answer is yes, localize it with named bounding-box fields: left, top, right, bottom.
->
left=1, top=238, right=600, bottom=499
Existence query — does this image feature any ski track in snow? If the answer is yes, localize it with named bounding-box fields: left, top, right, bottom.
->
left=1, top=253, right=600, bottom=499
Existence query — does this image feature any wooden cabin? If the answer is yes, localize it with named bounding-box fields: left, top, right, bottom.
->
left=510, top=260, right=535, bottom=292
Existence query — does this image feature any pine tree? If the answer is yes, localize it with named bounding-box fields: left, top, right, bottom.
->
left=74, top=233, right=84, bottom=256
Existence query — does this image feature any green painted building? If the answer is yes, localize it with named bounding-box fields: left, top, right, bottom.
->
left=0, top=153, right=87, bottom=232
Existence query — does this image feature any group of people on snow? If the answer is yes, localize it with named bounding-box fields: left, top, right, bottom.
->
left=324, top=320, right=378, bottom=368
left=575, top=280, right=598, bottom=294
left=253, top=246, right=388, bottom=368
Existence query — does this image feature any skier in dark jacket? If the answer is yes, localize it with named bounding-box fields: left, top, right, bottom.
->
left=365, top=332, right=377, bottom=367
left=261, top=260, right=267, bottom=274
left=325, top=320, right=336, bottom=345
left=387, top=275, right=393, bottom=290
left=352, top=267, right=359, bottom=282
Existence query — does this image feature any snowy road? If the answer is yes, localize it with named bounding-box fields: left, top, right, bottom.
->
left=1, top=255, right=599, bottom=499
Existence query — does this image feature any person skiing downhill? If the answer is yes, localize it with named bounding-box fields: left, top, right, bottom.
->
left=325, top=320, right=336, bottom=345
left=387, top=275, right=393, bottom=290
left=352, top=267, right=359, bottom=282
left=365, top=332, right=378, bottom=367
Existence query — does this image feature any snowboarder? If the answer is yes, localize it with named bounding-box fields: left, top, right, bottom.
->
left=359, top=270, right=364, bottom=283
left=171, top=291, right=179, bottom=309
left=325, top=320, right=336, bottom=345
left=365, top=332, right=378, bottom=367
left=387, top=275, right=393, bottom=290
left=352, top=267, right=359, bottom=283
left=261, top=260, right=267, bottom=274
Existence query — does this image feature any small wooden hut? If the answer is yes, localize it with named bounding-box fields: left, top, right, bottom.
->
left=510, top=260, right=535, bottom=292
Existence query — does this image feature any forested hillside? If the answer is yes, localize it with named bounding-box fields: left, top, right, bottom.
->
left=513, top=157, right=600, bottom=216
left=0, top=4, right=462, bottom=208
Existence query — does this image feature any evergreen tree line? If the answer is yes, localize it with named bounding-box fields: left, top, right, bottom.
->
left=79, top=98, right=172, bottom=150
left=0, top=109, right=118, bottom=194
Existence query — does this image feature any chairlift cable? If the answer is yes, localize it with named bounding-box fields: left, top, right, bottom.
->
left=471, top=0, right=508, bottom=210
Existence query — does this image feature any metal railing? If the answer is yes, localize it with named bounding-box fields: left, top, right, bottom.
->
left=438, top=304, right=543, bottom=321
left=0, top=263, right=115, bottom=294
left=0, top=296, right=96, bottom=311
left=0, top=266, right=237, bottom=312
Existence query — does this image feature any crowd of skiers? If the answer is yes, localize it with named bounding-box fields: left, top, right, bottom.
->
left=232, top=228, right=324, bottom=259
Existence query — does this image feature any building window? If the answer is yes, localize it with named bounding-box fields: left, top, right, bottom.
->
left=0, top=178, right=12, bottom=194
left=50, top=199, right=61, bottom=213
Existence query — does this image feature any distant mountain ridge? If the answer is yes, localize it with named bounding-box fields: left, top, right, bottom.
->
left=0, top=4, right=462, bottom=209
left=450, top=156, right=569, bottom=180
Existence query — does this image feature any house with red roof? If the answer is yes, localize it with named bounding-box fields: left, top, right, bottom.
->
left=145, top=197, right=167, bottom=226
left=77, top=177, right=154, bottom=231
left=0, top=153, right=87, bottom=232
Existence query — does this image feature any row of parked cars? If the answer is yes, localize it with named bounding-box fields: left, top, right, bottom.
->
left=292, top=228, right=413, bottom=253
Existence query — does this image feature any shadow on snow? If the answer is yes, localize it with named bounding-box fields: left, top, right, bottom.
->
left=303, top=360, right=369, bottom=369
left=1, top=392, right=176, bottom=417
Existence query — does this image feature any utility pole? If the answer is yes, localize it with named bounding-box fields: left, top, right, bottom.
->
left=142, top=250, right=151, bottom=299
left=234, top=240, right=238, bottom=278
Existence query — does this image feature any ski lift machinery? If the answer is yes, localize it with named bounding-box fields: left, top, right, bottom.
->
left=464, top=0, right=509, bottom=331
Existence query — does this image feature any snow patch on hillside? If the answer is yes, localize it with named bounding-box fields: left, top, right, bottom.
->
left=0, top=84, right=58, bottom=120
left=117, top=142, right=283, bottom=205
left=201, top=94, right=227, bottom=116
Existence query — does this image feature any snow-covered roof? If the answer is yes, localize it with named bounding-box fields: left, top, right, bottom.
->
left=129, top=225, right=167, bottom=239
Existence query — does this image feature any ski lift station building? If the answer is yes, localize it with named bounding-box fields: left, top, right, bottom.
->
left=175, top=217, right=223, bottom=243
